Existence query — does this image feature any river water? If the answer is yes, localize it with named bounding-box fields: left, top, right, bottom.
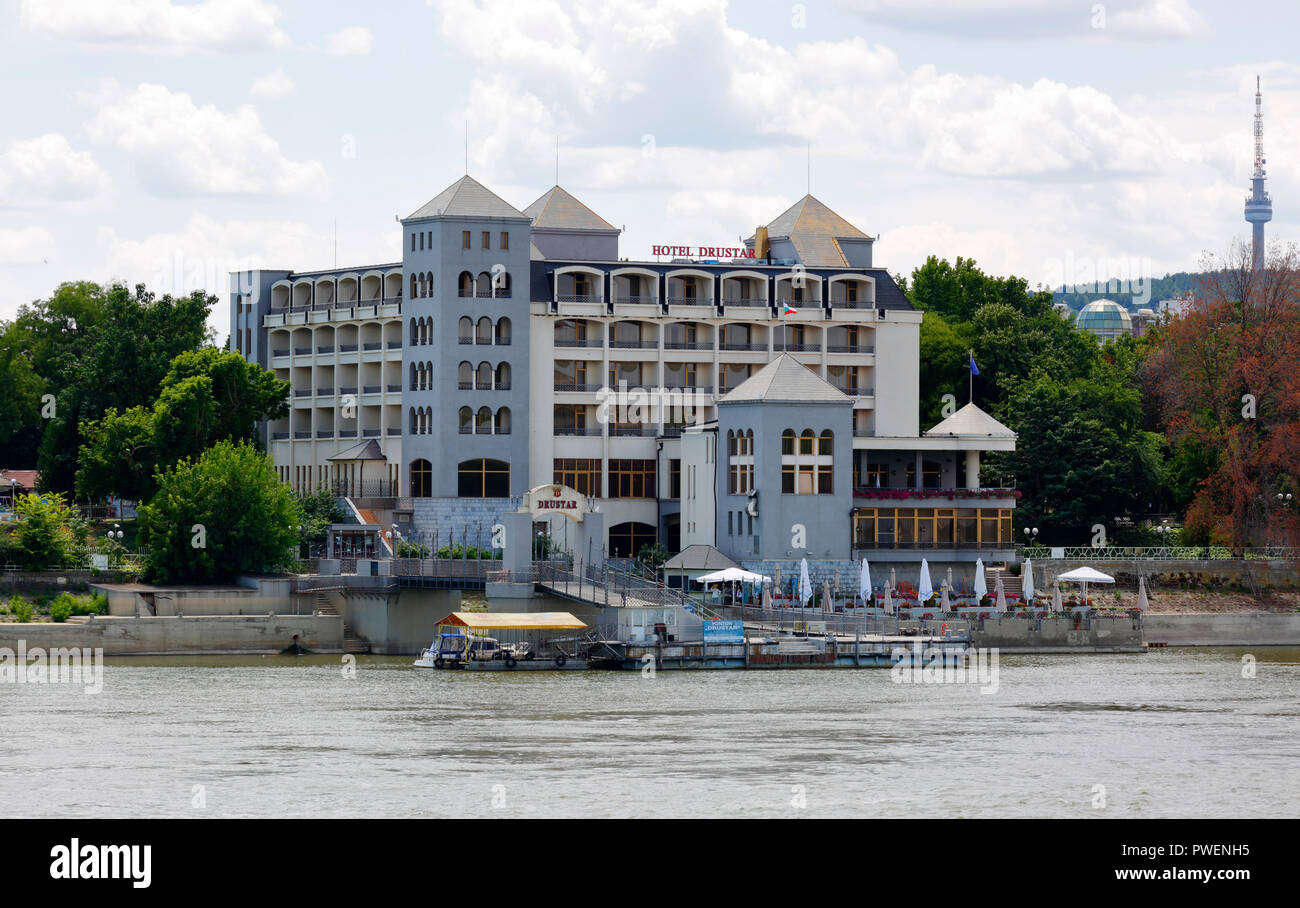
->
left=3, top=648, right=1298, bottom=818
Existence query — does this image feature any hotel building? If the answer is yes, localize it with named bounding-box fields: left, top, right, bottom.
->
left=230, top=175, right=1017, bottom=574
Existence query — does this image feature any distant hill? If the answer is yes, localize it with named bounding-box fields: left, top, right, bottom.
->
left=1052, top=272, right=1202, bottom=311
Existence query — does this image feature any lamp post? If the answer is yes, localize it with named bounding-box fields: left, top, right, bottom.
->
left=1023, top=526, right=1039, bottom=547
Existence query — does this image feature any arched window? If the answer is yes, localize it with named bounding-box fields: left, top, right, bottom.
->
left=458, top=271, right=474, bottom=297
left=494, top=271, right=511, bottom=298
left=476, top=317, right=492, bottom=345
left=476, top=406, right=492, bottom=435
left=459, top=316, right=473, bottom=343
left=495, top=407, right=511, bottom=434
left=458, top=406, right=472, bottom=434
left=782, top=428, right=833, bottom=494
left=476, top=361, right=492, bottom=390
left=409, top=318, right=417, bottom=344
left=476, top=271, right=492, bottom=297
left=728, top=429, right=754, bottom=494
left=609, top=521, right=657, bottom=558
left=410, top=459, right=432, bottom=498
left=410, top=275, right=418, bottom=299
left=458, top=458, right=510, bottom=497
left=409, top=407, right=417, bottom=434
left=495, top=362, right=511, bottom=390
left=409, top=363, right=417, bottom=390
left=421, top=318, right=431, bottom=345
left=458, top=361, right=473, bottom=390
left=494, top=317, right=511, bottom=346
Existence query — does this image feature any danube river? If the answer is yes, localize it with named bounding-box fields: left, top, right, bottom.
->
left=4, top=648, right=1298, bottom=818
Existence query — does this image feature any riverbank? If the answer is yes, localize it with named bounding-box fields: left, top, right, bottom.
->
left=0, top=614, right=343, bottom=655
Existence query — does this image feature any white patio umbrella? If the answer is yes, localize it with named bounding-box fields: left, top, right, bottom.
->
left=799, top=558, right=813, bottom=608
left=859, top=558, right=872, bottom=608
left=1021, top=557, right=1035, bottom=601
left=973, top=558, right=987, bottom=602
left=917, top=558, right=934, bottom=605
left=995, top=575, right=1008, bottom=613
left=1056, top=566, right=1115, bottom=608
left=1136, top=575, right=1149, bottom=611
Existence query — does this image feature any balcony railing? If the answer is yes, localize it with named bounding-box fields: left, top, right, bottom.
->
left=272, top=348, right=289, bottom=357
left=362, top=385, right=381, bottom=394
left=386, top=427, right=401, bottom=436
left=554, top=426, right=600, bottom=437
left=386, top=383, right=401, bottom=393
left=832, top=300, right=876, bottom=309
left=294, top=347, right=311, bottom=355
left=317, top=345, right=334, bottom=354
left=664, top=341, right=713, bottom=350
left=663, top=383, right=712, bottom=392
left=331, top=479, right=396, bottom=498
left=610, top=425, right=653, bottom=437
left=387, top=341, right=402, bottom=349
left=316, top=430, right=335, bottom=439
left=293, top=389, right=312, bottom=398
left=556, top=294, right=602, bottom=304
left=362, top=428, right=380, bottom=437
left=271, top=431, right=289, bottom=440
left=666, top=297, right=713, bottom=306
left=339, top=344, right=358, bottom=353
left=338, top=429, right=357, bottom=438
left=773, top=343, right=819, bottom=352
left=362, top=342, right=382, bottom=351
left=294, top=431, right=311, bottom=440
left=827, top=344, right=875, bottom=354
left=554, top=382, right=602, bottom=392
left=852, top=486, right=1019, bottom=500
left=613, top=296, right=658, bottom=306
left=555, top=338, right=603, bottom=348
left=338, top=385, right=358, bottom=395
left=608, top=340, right=657, bottom=349
left=719, top=342, right=767, bottom=351
left=831, top=385, right=873, bottom=396
left=722, top=297, right=766, bottom=306
left=316, top=387, right=334, bottom=396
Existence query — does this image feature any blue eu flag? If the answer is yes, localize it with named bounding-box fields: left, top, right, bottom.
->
left=969, top=353, right=980, bottom=376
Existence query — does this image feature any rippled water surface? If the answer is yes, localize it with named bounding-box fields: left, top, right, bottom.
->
left=3, top=648, right=1298, bottom=818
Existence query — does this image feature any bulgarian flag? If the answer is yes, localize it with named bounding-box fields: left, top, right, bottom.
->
left=782, top=303, right=798, bottom=315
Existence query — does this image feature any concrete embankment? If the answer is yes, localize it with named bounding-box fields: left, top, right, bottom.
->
left=1142, top=613, right=1300, bottom=646
left=970, top=615, right=1145, bottom=653
left=0, top=614, right=343, bottom=655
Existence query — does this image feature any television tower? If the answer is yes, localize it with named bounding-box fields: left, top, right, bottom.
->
left=1244, top=75, right=1272, bottom=271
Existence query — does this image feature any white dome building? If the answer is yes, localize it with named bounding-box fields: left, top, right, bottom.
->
left=1076, top=299, right=1132, bottom=341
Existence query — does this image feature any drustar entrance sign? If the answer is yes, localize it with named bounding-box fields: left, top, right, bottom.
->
left=523, top=484, right=586, bottom=522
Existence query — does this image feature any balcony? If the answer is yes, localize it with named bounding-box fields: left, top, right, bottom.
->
left=608, top=340, right=657, bottom=349
left=719, top=342, right=767, bottom=352
left=613, top=296, right=657, bottom=306
left=338, top=385, right=358, bottom=395
left=362, top=342, right=382, bottom=351
left=664, top=341, right=713, bottom=351
left=386, top=427, right=401, bottom=436
left=828, top=345, right=875, bottom=354
left=610, top=425, right=653, bottom=437
left=832, top=385, right=873, bottom=397
left=316, top=387, right=334, bottom=397
left=554, top=382, right=602, bottom=392
left=317, top=345, right=335, bottom=354
left=557, top=294, right=602, bottom=305
left=773, top=343, right=819, bottom=352
left=386, top=383, right=401, bottom=393
left=293, top=389, right=312, bottom=398
left=362, top=428, right=381, bottom=437
left=271, top=431, right=289, bottom=441
left=554, top=426, right=600, bottom=437
left=666, top=297, right=712, bottom=306
left=362, top=385, right=381, bottom=394
left=293, top=431, right=311, bottom=440
left=555, top=338, right=603, bottom=349
left=316, top=430, right=335, bottom=439
left=339, top=344, right=358, bottom=353
left=272, top=348, right=289, bottom=357
left=293, top=347, right=311, bottom=356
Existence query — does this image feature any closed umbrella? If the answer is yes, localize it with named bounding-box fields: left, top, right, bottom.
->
left=940, top=580, right=951, bottom=612
left=917, top=558, right=933, bottom=605
left=973, top=558, right=987, bottom=602
left=882, top=583, right=894, bottom=616
left=774, top=565, right=782, bottom=595
left=995, top=575, right=1008, bottom=613
left=822, top=579, right=833, bottom=615
left=1021, top=557, right=1035, bottom=601
left=946, top=566, right=954, bottom=596
left=1136, top=575, right=1149, bottom=611
left=859, top=558, right=872, bottom=608
left=762, top=583, right=773, bottom=611
left=799, top=558, right=812, bottom=608
left=1052, top=580, right=1062, bottom=613
left=889, top=566, right=897, bottom=597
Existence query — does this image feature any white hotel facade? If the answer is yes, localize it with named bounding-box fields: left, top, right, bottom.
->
left=230, top=176, right=1017, bottom=568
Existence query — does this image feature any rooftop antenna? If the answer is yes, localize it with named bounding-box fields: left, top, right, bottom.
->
left=555, top=135, right=560, bottom=186
left=807, top=143, right=811, bottom=196
left=464, top=121, right=468, bottom=174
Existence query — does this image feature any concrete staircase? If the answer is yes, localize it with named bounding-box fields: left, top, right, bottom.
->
left=985, top=566, right=1022, bottom=597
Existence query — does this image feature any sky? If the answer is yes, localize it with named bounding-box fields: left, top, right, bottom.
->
left=1, top=0, right=1297, bottom=344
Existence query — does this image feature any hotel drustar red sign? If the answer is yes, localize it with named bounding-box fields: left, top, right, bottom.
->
left=652, top=245, right=756, bottom=258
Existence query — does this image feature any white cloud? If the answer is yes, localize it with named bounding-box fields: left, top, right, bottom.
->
left=323, top=26, right=373, bottom=56
left=0, top=133, right=112, bottom=207
left=96, top=215, right=397, bottom=341
left=250, top=67, right=295, bottom=98
left=0, top=227, right=57, bottom=265
left=83, top=82, right=330, bottom=198
left=18, top=0, right=290, bottom=54
left=836, top=0, right=1210, bottom=40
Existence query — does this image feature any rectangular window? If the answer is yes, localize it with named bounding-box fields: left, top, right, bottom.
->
left=500, top=231, right=509, bottom=250
left=462, top=230, right=471, bottom=249
left=608, top=459, right=656, bottom=499
left=411, top=234, right=416, bottom=252
left=727, top=512, right=733, bottom=535
left=553, top=458, right=601, bottom=497
left=482, top=231, right=491, bottom=249
left=670, top=459, right=681, bottom=499
left=419, top=233, right=424, bottom=251
left=782, top=463, right=795, bottom=494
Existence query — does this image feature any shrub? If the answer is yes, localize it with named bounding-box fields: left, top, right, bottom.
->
left=50, top=594, right=75, bottom=623
left=11, top=597, right=34, bottom=623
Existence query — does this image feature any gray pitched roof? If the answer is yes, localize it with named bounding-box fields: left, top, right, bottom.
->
left=924, top=402, right=1017, bottom=438
left=663, top=545, right=741, bottom=572
left=524, top=185, right=616, bottom=231
left=328, top=439, right=387, bottom=461
left=719, top=354, right=851, bottom=404
left=746, top=194, right=871, bottom=267
left=406, top=175, right=528, bottom=220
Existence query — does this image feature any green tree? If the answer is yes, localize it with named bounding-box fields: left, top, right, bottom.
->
left=37, top=283, right=211, bottom=495
left=9, top=492, right=89, bottom=570
left=76, top=347, right=288, bottom=501
left=295, top=486, right=344, bottom=556
left=138, top=440, right=301, bottom=584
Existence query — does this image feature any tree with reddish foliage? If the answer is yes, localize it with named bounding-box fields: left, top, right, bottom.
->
left=1146, top=242, right=1300, bottom=548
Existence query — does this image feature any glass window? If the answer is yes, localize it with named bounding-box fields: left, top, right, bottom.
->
left=554, top=459, right=600, bottom=497
left=458, top=458, right=509, bottom=497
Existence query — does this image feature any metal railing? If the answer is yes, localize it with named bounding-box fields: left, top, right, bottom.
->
left=1027, top=545, right=1300, bottom=561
